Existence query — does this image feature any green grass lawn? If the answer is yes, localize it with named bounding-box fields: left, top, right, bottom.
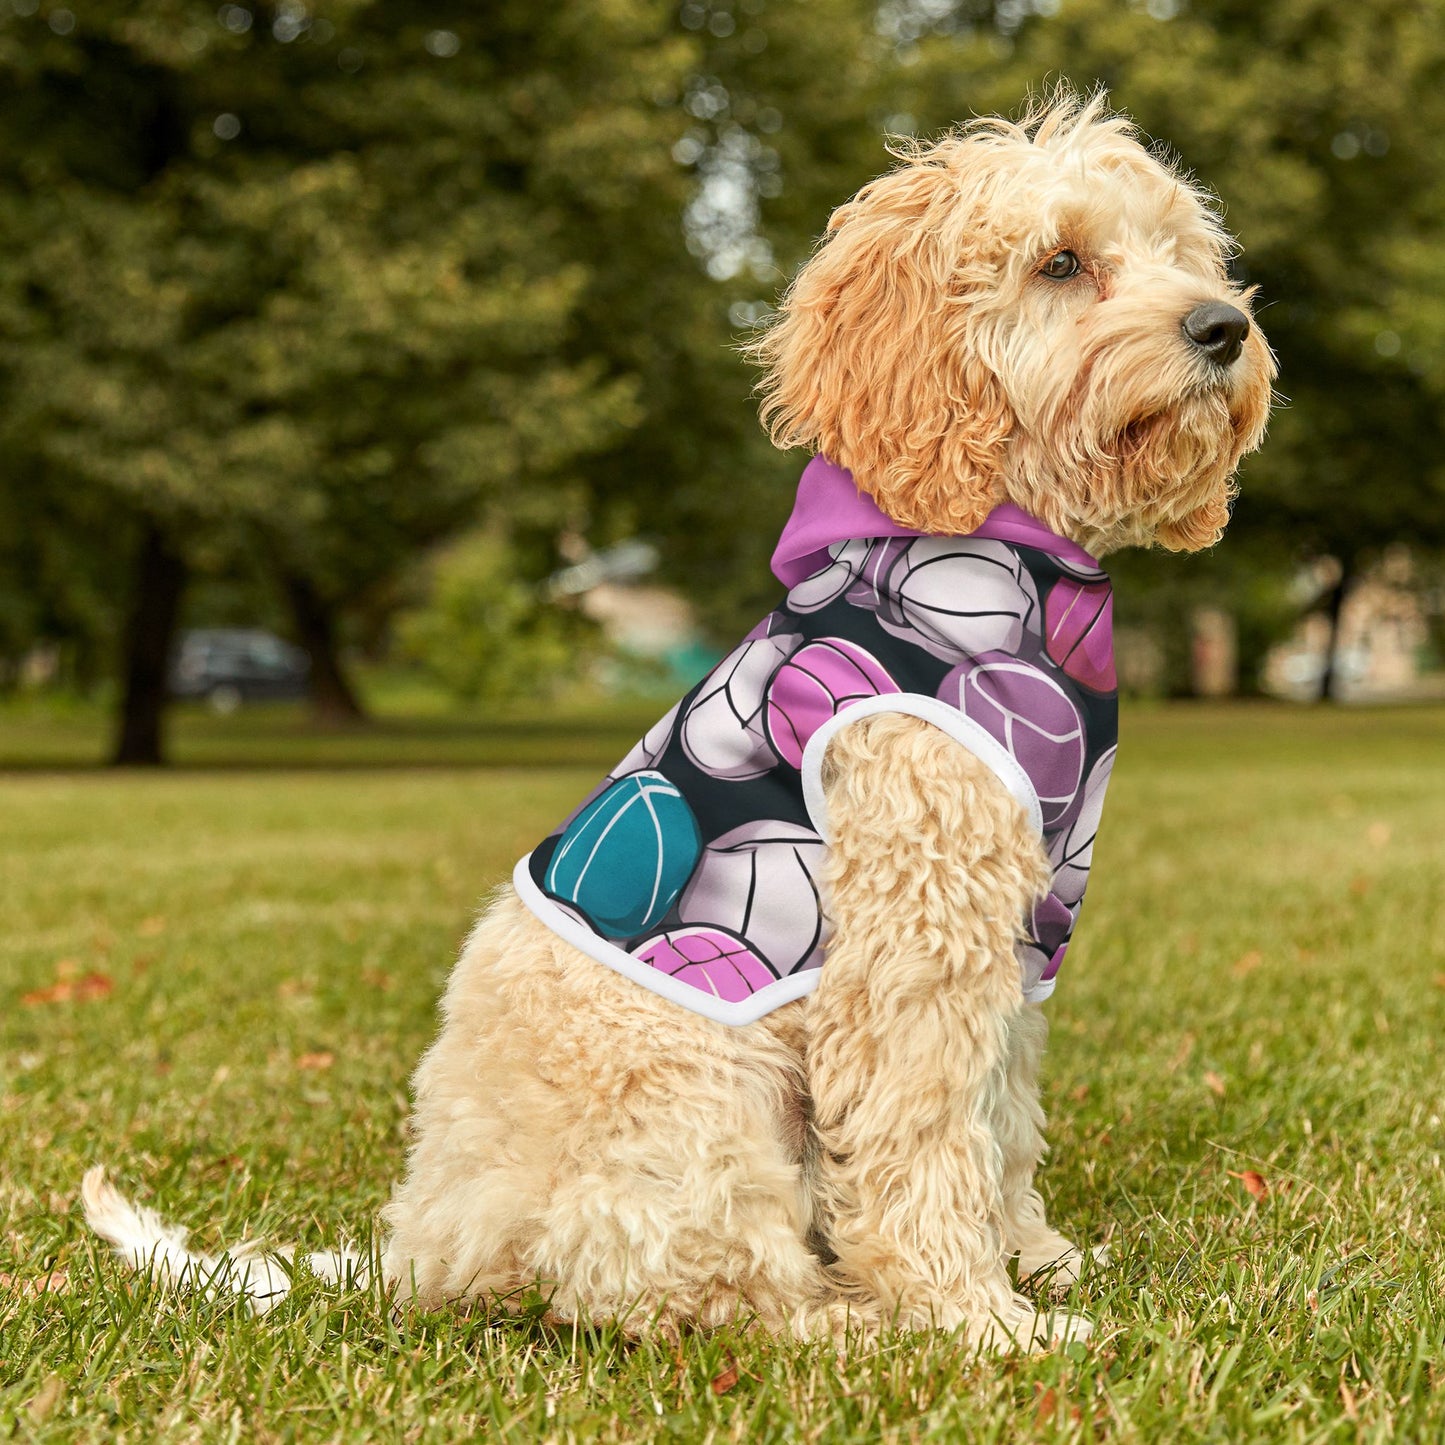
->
left=2, top=702, right=1444, bottom=1442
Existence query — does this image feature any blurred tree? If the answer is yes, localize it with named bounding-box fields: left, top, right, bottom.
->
left=395, top=530, right=594, bottom=705
left=0, top=0, right=696, bottom=758
left=0, top=0, right=911, bottom=752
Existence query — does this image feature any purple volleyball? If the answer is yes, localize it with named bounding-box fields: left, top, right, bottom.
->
left=636, top=926, right=777, bottom=1003
left=938, top=654, right=1085, bottom=828
left=1049, top=745, right=1115, bottom=905
left=678, top=819, right=827, bottom=977
left=1044, top=577, right=1116, bottom=693
left=873, top=538, right=1041, bottom=664
left=764, top=636, right=899, bottom=770
left=680, top=621, right=801, bottom=780
left=1017, top=893, right=1076, bottom=993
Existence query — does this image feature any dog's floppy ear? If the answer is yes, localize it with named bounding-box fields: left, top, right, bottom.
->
left=750, top=149, right=1012, bottom=534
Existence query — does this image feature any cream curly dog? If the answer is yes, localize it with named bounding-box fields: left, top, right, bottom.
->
left=85, top=92, right=1273, bottom=1351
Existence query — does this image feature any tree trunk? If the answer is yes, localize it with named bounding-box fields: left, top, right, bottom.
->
left=1317, top=556, right=1355, bottom=703
left=281, top=571, right=366, bottom=725
left=112, top=524, right=187, bottom=766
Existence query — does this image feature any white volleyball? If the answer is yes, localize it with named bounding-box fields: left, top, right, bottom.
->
left=680, top=623, right=802, bottom=780
left=786, top=538, right=877, bottom=613
left=875, top=538, right=1041, bottom=663
left=1049, top=745, right=1115, bottom=905
left=677, top=819, right=828, bottom=976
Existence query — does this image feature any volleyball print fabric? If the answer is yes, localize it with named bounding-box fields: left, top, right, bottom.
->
left=542, top=770, right=701, bottom=939
left=519, top=522, right=1117, bottom=1023
left=764, top=637, right=899, bottom=769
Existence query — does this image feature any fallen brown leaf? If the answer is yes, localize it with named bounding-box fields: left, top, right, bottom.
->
left=1204, top=1070, right=1227, bottom=1098
left=1433, top=974, right=1445, bottom=991
left=1034, top=1385, right=1058, bottom=1425
left=21, top=983, right=68, bottom=1006
left=1167, top=1033, right=1196, bottom=1073
left=1232, top=950, right=1263, bottom=977
left=0, top=1268, right=70, bottom=1299
left=1339, top=1379, right=1358, bottom=1420
left=1070, top=1083, right=1090, bottom=1103
left=711, top=1358, right=740, bottom=1396
left=1228, top=1169, right=1268, bottom=1201
left=1349, top=875, right=1372, bottom=898
left=295, top=1051, right=334, bottom=1071
left=21, top=972, right=113, bottom=1007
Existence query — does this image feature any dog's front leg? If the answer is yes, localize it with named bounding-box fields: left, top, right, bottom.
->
left=806, top=712, right=1088, bottom=1349
left=995, top=1005, right=1099, bottom=1290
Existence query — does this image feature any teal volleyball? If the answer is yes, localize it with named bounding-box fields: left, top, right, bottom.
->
left=544, top=770, right=702, bottom=939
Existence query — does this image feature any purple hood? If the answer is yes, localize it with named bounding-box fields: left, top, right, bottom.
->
left=770, top=455, right=1100, bottom=588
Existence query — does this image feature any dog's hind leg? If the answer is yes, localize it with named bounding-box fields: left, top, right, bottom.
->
left=383, top=891, right=832, bottom=1337
left=804, top=712, right=1090, bottom=1350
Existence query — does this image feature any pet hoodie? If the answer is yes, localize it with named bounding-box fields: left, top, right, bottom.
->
left=513, top=455, right=1118, bottom=1027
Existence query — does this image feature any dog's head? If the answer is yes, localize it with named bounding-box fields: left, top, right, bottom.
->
left=751, top=90, right=1275, bottom=555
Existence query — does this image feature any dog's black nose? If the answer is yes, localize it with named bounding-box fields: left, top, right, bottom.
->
left=1182, top=302, right=1250, bottom=367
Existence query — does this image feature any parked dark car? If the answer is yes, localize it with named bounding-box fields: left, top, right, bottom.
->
left=169, top=629, right=310, bottom=712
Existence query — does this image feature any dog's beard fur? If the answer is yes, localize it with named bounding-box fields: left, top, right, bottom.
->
left=1007, top=316, right=1273, bottom=555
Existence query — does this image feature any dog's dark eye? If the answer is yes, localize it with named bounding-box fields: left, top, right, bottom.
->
left=1041, top=250, right=1081, bottom=280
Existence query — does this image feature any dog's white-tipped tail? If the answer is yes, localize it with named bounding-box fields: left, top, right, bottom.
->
left=81, top=1166, right=367, bottom=1315
left=81, top=1165, right=205, bottom=1279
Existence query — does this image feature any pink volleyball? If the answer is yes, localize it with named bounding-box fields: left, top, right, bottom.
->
left=678, top=820, right=827, bottom=976
left=938, top=654, right=1085, bottom=828
left=1044, top=577, right=1116, bottom=693
left=874, top=539, right=1040, bottom=663
left=680, top=621, right=802, bottom=780
left=764, top=637, right=900, bottom=770
left=1049, top=745, right=1115, bottom=905
left=636, top=926, right=777, bottom=1003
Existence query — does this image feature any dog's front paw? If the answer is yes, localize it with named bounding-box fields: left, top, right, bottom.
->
left=1017, top=1240, right=1110, bottom=1294
left=972, top=1294, right=1092, bottom=1353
